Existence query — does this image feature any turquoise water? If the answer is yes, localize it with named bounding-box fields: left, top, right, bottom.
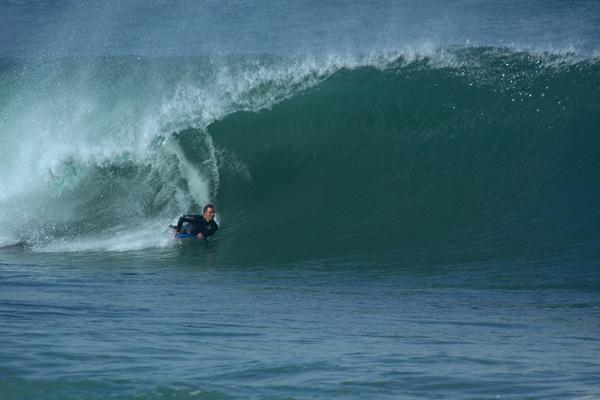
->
left=1, top=249, right=599, bottom=399
left=1, top=1, right=600, bottom=399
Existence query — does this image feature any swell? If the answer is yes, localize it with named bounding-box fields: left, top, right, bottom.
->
left=203, top=50, right=600, bottom=263
left=0, top=49, right=599, bottom=263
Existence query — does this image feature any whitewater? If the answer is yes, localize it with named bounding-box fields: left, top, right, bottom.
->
left=1, top=1, right=599, bottom=399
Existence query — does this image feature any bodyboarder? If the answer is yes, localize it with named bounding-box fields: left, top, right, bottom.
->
left=174, top=204, right=219, bottom=240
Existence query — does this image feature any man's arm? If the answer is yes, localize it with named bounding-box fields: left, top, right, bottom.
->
left=176, top=215, right=199, bottom=232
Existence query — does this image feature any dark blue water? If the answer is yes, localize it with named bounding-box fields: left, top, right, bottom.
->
left=1, top=1, right=600, bottom=399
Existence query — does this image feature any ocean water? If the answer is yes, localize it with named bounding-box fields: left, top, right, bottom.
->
left=1, top=1, right=600, bottom=399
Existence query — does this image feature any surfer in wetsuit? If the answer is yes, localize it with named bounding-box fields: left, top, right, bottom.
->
left=175, top=204, right=219, bottom=240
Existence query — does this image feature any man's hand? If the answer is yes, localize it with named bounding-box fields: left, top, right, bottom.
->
left=196, top=233, right=205, bottom=240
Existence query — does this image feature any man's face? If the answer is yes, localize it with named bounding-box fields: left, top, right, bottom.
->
left=203, top=207, right=215, bottom=222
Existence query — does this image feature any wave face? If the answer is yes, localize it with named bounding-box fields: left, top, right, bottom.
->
left=209, top=50, right=600, bottom=264
left=1, top=49, right=599, bottom=264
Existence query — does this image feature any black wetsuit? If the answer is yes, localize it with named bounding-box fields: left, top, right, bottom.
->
left=176, top=215, right=219, bottom=239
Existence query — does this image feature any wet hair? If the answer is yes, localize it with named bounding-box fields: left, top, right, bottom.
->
left=203, top=204, right=215, bottom=213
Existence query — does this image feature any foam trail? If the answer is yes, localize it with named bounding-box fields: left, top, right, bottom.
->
left=33, top=222, right=176, bottom=253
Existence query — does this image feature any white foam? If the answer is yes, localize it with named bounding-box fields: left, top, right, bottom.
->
left=33, top=222, right=176, bottom=253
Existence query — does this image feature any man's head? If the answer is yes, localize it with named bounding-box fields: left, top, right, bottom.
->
left=203, top=204, right=216, bottom=222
